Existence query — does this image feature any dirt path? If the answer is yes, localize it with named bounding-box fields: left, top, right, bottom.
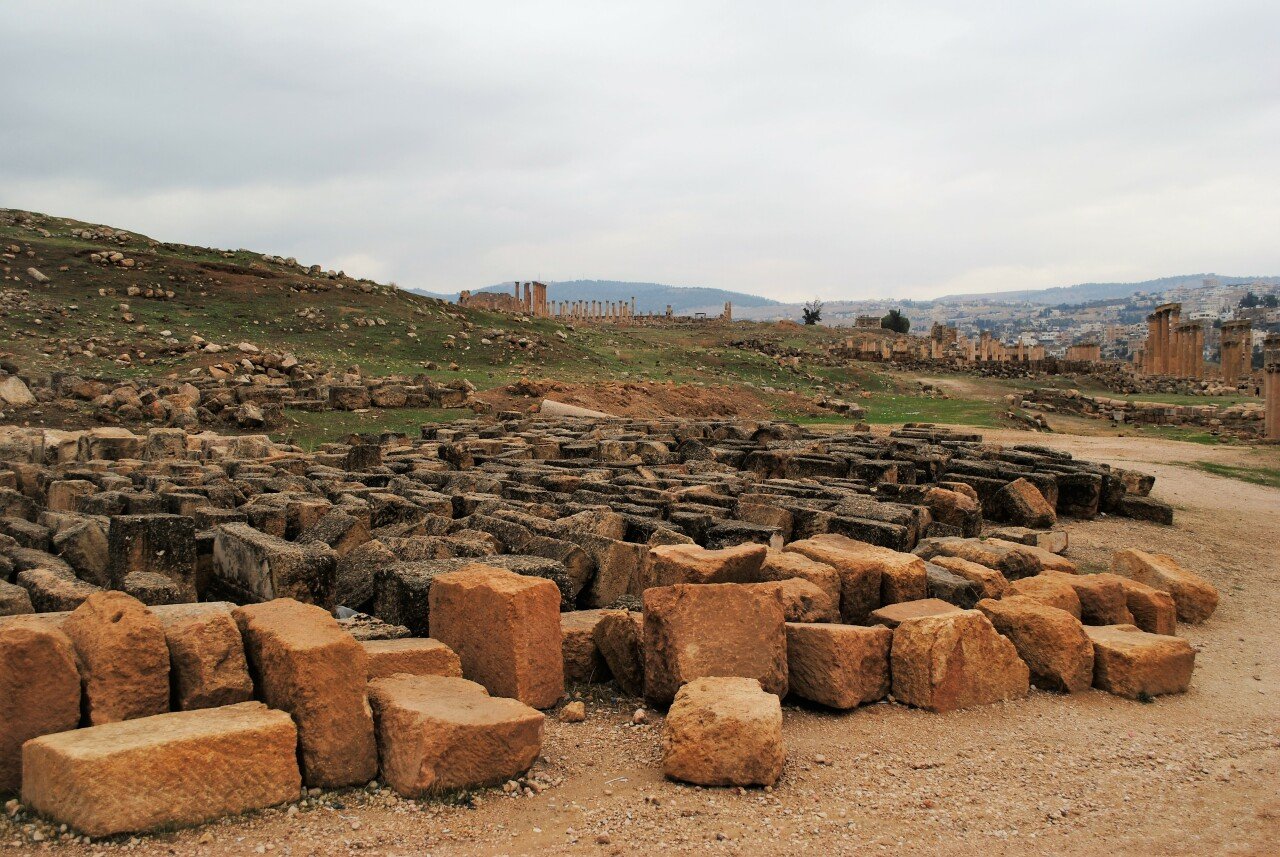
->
left=5, top=431, right=1278, bottom=856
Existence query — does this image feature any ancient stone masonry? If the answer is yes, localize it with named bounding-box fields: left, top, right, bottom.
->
left=830, top=326, right=1046, bottom=369
left=0, top=416, right=1217, bottom=835
left=1266, top=333, right=1280, bottom=440
left=1065, top=343, right=1101, bottom=363
left=458, top=284, right=732, bottom=325
left=1012, top=388, right=1266, bottom=439
left=1219, top=319, right=1253, bottom=384
left=1140, top=303, right=1206, bottom=379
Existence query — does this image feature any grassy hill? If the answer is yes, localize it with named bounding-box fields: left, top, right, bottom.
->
left=0, top=209, right=883, bottom=432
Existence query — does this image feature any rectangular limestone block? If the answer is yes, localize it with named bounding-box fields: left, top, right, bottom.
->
left=592, top=610, right=645, bottom=697
left=213, top=522, right=336, bottom=608
left=363, top=637, right=462, bottom=681
left=915, top=537, right=1073, bottom=581
left=785, top=534, right=926, bottom=622
left=560, top=609, right=614, bottom=684
left=428, top=565, right=565, bottom=709
left=1085, top=624, right=1195, bottom=698
left=21, top=701, right=301, bottom=837
left=1059, top=573, right=1135, bottom=626
left=928, top=555, right=1009, bottom=600
left=1006, top=572, right=1082, bottom=617
left=16, top=568, right=100, bottom=613
left=759, top=550, right=842, bottom=609
left=106, top=514, right=197, bottom=602
left=642, top=543, right=767, bottom=589
left=367, top=674, right=543, bottom=796
left=977, top=596, right=1094, bottom=693
left=152, top=602, right=254, bottom=710
left=784, top=538, right=880, bottom=624
left=661, top=677, right=783, bottom=787
left=745, top=578, right=839, bottom=623
left=63, top=591, right=171, bottom=725
left=785, top=622, right=891, bottom=709
left=0, top=618, right=81, bottom=793
left=234, top=599, right=377, bottom=788
left=1107, top=574, right=1177, bottom=636
left=890, top=609, right=1030, bottom=713
left=1110, top=549, right=1218, bottom=623
left=642, top=583, right=787, bottom=707
left=0, top=580, right=34, bottom=616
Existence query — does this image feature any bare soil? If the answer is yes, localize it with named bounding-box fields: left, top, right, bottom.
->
left=4, top=430, right=1278, bottom=856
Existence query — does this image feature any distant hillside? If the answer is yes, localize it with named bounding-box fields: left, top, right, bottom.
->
left=407, top=279, right=779, bottom=315
left=935, top=274, right=1280, bottom=305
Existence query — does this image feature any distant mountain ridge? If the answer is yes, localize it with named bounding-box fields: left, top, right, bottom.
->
left=934, top=274, right=1280, bottom=305
left=406, top=279, right=780, bottom=315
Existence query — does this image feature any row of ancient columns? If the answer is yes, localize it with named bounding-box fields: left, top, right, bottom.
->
left=1220, top=320, right=1253, bottom=383
left=1142, top=303, right=1204, bottom=378
left=550, top=297, right=638, bottom=323
left=1265, top=334, right=1280, bottom=440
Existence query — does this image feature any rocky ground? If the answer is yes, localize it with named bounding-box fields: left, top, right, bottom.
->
left=2, top=428, right=1275, bottom=856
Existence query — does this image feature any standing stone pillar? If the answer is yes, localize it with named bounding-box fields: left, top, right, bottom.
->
left=1152, top=312, right=1162, bottom=373
left=1267, top=362, right=1280, bottom=440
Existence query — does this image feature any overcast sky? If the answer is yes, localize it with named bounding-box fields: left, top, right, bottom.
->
left=3, top=1, right=1278, bottom=300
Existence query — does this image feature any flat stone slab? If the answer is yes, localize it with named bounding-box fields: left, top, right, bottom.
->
left=22, top=701, right=301, bottom=837
left=869, top=598, right=963, bottom=629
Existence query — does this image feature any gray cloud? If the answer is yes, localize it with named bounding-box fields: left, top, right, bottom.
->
left=3, top=0, right=1278, bottom=299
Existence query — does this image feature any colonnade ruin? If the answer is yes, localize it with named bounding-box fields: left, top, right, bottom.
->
left=1140, top=303, right=1204, bottom=379
left=457, top=284, right=731, bottom=324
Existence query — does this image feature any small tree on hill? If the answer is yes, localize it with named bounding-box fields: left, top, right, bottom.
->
left=1264, top=293, right=1279, bottom=308
left=1239, top=291, right=1260, bottom=308
left=802, top=299, right=823, bottom=325
left=881, top=308, right=910, bottom=334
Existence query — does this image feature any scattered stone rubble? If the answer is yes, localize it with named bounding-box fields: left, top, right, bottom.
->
left=0, top=359, right=483, bottom=429
left=0, top=417, right=1220, bottom=837
left=1013, top=388, right=1265, bottom=438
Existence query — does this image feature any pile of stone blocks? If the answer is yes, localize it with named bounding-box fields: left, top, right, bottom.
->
left=0, top=416, right=1219, bottom=824
left=0, top=580, right=551, bottom=836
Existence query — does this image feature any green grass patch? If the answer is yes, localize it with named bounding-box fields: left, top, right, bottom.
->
left=1128, top=425, right=1232, bottom=446
left=862, top=393, right=1001, bottom=427
left=1189, top=461, right=1280, bottom=489
left=275, top=407, right=473, bottom=450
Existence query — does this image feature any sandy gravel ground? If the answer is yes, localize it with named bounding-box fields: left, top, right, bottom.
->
left=3, top=431, right=1277, bottom=856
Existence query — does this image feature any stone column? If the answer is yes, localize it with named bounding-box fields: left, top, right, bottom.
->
left=1187, top=322, right=1198, bottom=378
left=1173, top=324, right=1185, bottom=377
left=1266, top=364, right=1278, bottom=439
left=1152, top=312, right=1162, bottom=373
